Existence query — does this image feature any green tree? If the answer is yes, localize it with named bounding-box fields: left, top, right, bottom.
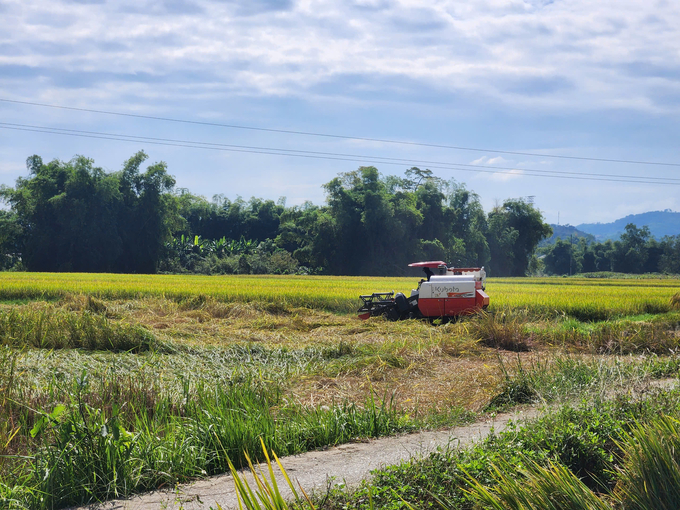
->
left=1, top=155, right=123, bottom=271
left=644, top=236, right=663, bottom=273
left=613, top=224, right=650, bottom=274
left=117, top=152, right=177, bottom=273
left=0, top=210, right=23, bottom=269
left=486, top=199, right=552, bottom=276
left=659, top=236, right=680, bottom=274
left=322, top=166, right=428, bottom=274
left=543, top=238, right=581, bottom=275
left=446, top=181, right=489, bottom=267
left=0, top=152, right=177, bottom=273
left=275, top=202, right=335, bottom=270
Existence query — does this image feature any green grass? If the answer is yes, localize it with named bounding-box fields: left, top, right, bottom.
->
left=461, top=413, right=680, bottom=510
left=465, top=459, right=612, bottom=510
left=467, top=309, right=680, bottom=354
left=486, top=353, right=680, bottom=411
left=0, top=331, right=480, bottom=509
left=0, top=361, right=415, bottom=509
left=319, top=388, right=680, bottom=510
left=612, top=416, right=680, bottom=509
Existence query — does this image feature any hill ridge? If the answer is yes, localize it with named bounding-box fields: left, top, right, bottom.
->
left=575, top=209, right=680, bottom=240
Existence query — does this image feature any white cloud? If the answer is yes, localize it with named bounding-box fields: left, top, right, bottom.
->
left=487, top=168, right=524, bottom=182
left=470, top=155, right=511, bottom=166
left=1, top=0, right=679, bottom=113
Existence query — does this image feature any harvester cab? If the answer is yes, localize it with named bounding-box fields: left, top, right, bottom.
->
left=358, top=261, right=489, bottom=321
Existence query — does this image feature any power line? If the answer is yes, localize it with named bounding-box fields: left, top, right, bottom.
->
left=3, top=121, right=680, bottom=183
left=2, top=97, right=679, bottom=168
left=2, top=122, right=679, bottom=186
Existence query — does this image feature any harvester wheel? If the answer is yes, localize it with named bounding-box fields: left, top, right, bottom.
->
left=384, top=307, right=400, bottom=321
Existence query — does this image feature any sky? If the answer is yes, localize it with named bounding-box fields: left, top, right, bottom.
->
left=0, top=0, right=679, bottom=226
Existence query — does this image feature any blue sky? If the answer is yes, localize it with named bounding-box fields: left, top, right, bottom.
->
left=1, top=0, right=679, bottom=225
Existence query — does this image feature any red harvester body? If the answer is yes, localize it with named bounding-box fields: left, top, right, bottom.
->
left=357, top=261, right=489, bottom=321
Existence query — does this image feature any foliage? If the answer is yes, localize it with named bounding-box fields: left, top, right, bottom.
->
left=542, top=238, right=578, bottom=275
left=613, top=416, right=680, bottom=509
left=1, top=368, right=412, bottom=509
left=464, top=458, right=612, bottom=510
left=4, top=153, right=680, bottom=277
left=161, top=235, right=305, bottom=275
left=0, top=304, right=157, bottom=352
left=0, top=159, right=553, bottom=276
left=0, top=152, right=176, bottom=273
left=487, top=199, right=552, bottom=276
left=541, top=224, right=680, bottom=276
left=323, top=390, right=680, bottom=510
left=226, top=438, right=315, bottom=510
left=463, top=414, right=680, bottom=509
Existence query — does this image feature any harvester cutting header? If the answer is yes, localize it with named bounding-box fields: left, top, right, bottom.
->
left=358, top=261, right=489, bottom=321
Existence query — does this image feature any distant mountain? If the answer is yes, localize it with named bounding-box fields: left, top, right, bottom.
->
left=576, top=210, right=680, bottom=240
left=539, top=224, right=595, bottom=247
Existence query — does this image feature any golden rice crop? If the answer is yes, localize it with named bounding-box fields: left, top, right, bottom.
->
left=0, top=273, right=677, bottom=319
left=491, top=278, right=680, bottom=320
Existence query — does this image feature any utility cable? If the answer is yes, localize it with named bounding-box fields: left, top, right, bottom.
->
left=2, top=122, right=679, bottom=186
left=1, top=98, right=678, bottom=168
left=3, top=121, right=680, bottom=183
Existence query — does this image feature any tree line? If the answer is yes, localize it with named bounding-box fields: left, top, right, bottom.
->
left=539, top=223, right=680, bottom=275
left=1, top=151, right=557, bottom=276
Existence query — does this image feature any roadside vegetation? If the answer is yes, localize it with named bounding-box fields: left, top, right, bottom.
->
left=321, top=388, right=680, bottom=510
left=0, top=274, right=678, bottom=508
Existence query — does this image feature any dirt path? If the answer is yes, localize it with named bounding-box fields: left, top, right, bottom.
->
left=82, top=408, right=539, bottom=510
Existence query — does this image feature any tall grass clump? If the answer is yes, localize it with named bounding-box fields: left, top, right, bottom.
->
left=471, top=310, right=532, bottom=352
left=547, top=318, right=680, bottom=354
left=1, top=371, right=411, bottom=510
left=466, top=309, right=680, bottom=354
left=465, top=414, right=680, bottom=510
left=464, top=458, right=612, bottom=510
left=0, top=306, right=157, bottom=352
left=225, top=438, right=316, bottom=510
left=671, top=292, right=680, bottom=310
left=486, top=352, right=680, bottom=409
left=613, top=415, right=680, bottom=509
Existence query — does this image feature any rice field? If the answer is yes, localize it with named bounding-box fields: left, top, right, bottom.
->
left=491, top=277, right=680, bottom=320
left=1, top=272, right=679, bottom=509
left=0, top=272, right=677, bottom=319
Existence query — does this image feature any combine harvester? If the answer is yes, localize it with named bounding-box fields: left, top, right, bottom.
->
left=358, top=261, right=489, bottom=321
